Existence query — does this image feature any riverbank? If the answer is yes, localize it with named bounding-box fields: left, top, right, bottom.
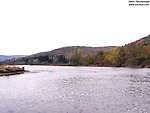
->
left=15, top=63, right=150, bottom=68
left=0, top=66, right=26, bottom=76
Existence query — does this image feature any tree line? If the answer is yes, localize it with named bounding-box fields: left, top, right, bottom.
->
left=1, top=38, right=150, bottom=68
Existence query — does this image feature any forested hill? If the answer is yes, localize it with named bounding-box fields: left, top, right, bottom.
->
left=2, top=46, right=116, bottom=65
left=103, top=34, right=150, bottom=67
left=125, top=35, right=150, bottom=46
left=31, top=46, right=116, bottom=58
left=136, top=35, right=150, bottom=43
left=2, top=34, right=150, bottom=67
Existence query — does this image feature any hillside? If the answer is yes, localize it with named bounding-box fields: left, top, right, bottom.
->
left=0, top=55, right=26, bottom=61
left=2, top=34, right=150, bottom=67
left=2, top=46, right=116, bottom=65
left=136, top=35, right=150, bottom=43
left=31, top=46, right=116, bottom=58
left=103, top=34, right=150, bottom=67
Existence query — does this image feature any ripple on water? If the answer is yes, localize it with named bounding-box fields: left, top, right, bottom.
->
left=0, top=66, right=150, bottom=113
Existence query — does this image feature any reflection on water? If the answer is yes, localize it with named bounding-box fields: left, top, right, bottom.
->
left=0, top=66, right=150, bottom=113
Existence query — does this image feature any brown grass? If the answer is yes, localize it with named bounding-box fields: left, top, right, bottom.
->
left=0, top=66, right=24, bottom=73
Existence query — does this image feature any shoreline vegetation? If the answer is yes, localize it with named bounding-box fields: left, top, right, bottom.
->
left=13, top=63, right=150, bottom=68
left=5, top=62, right=150, bottom=68
left=0, top=66, right=26, bottom=76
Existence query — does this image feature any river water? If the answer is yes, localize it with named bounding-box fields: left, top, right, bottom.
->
left=0, top=65, right=150, bottom=113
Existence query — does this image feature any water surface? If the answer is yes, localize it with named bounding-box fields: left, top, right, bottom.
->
left=0, top=66, right=150, bottom=113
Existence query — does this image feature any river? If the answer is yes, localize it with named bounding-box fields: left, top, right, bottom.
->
left=0, top=65, right=150, bottom=113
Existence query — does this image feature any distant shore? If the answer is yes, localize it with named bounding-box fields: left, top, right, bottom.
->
left=11, top=64, right=150, bottom=68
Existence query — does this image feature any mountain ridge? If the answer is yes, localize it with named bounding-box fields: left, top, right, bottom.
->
left=0, top=55, right=26, bottom=61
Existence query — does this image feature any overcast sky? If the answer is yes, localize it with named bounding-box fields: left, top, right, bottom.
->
left=0, top=0, right=150, bottom=55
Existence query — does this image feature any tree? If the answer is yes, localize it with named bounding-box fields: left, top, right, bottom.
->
left=94, top=51, right=104, bottom=64
left=38, top=55, right=49, bottom=63
left=104, top=47, right=122, bottom=66
left=117, top=46, right=126, bottom=66
left=57, top=55, right=68, bottom=63
left=136, top=44, right=143, bottom=56
left=125, top=44, right=136, bottom=58
left=71, top=48, right=83, bottom=65
left=86, top=54, right=94, bottom=64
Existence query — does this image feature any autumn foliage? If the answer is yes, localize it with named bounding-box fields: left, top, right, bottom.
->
left=2, top=35, right=150, bottom=68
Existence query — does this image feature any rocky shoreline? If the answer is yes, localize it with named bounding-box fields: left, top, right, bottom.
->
left=0, top=66, right=27, bottom=76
